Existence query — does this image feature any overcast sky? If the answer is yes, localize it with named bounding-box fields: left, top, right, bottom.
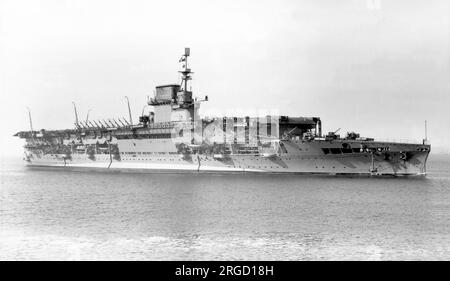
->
left=1, top=0, right=449, bottom=157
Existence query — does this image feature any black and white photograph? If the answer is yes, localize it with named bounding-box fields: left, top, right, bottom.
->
left=0, top=0, right=449, bottom=267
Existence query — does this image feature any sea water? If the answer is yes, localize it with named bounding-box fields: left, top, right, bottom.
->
left=1, top=155, right=449, bottom=260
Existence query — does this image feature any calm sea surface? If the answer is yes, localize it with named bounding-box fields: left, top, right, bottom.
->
left=1, top=155, right=449, bottom=260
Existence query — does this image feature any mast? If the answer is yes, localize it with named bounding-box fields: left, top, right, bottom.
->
left=125, top=96, right=133, bottom=125
left=424, top=120, right=428, bottom=144
left=26, top=107, right=34, bottom=136
left=179, top=47, right=192, bottom=93
left=72, top=101, right=79, bottom=126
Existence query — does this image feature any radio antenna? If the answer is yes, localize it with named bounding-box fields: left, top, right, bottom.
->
left=98, top=120, right=107, bottom=128
left=26, top=107, right=34, bottom=133
left=424, top=120, right=428, bottom=144
left=92, top=120, right=102, bottom=128
left=125, top=96, right=133, bottom=125
left=118, top=118, right=126, bottom=127
left=122, top=117, right=130, bottom=125
left=112, top=119, right=121, bottom=128
left=72, top=101, right=79, bottom=126
left=102, top=119, right=111, bottom=128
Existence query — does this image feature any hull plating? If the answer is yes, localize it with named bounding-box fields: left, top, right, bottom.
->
left=24, top=144, right=430, bottom=176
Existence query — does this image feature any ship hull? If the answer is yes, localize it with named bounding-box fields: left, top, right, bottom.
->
left=23, top=140, right=430, bottom=176
left=25, top=164, right=427, bottom=177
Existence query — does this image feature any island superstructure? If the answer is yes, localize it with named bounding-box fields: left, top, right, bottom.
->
left=14, top=48, right=430, bottom=176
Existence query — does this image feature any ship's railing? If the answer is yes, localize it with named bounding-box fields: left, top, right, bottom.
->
left=372, top=138, right=426, bottom=145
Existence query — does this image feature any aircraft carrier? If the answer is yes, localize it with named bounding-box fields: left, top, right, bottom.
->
left=14, top=48, right=430, bottom=176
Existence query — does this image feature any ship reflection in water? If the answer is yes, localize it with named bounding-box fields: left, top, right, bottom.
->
left=1, top=155, right=450, bottom=260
